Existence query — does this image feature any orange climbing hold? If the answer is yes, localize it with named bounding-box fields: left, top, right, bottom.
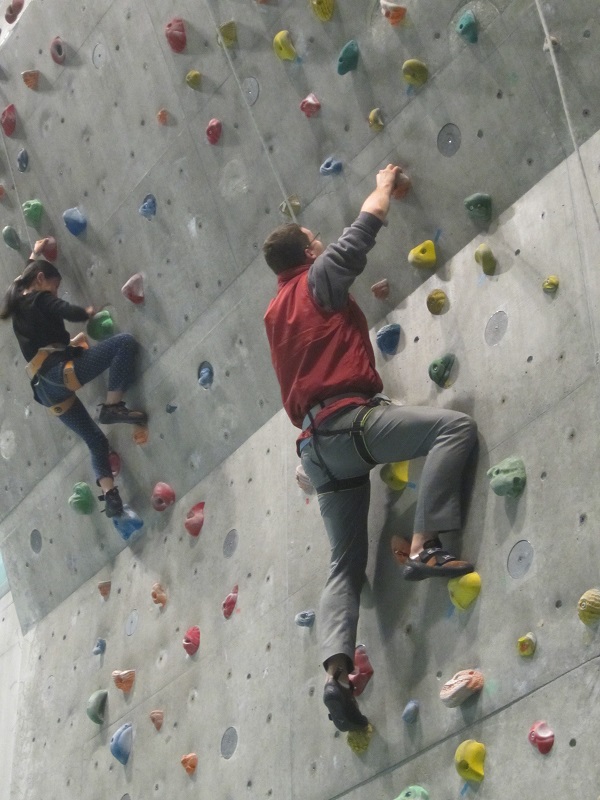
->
left=181, top=753, right=198, bottom=775
left=132, top=425, right=149, bottom=445
left=222, top=584, right=239, bottom=618
left=151, top=582, right=168, bottom=607
left=371, top=279, right=390, bottom=299
left=150, top=710, right=164, bottom=730
left=156, top=108, right=169, bottom=125
left=380, top=0, right=407, bottom=26
left=22, top=70, right=40, bottom=90
left=112, top=669, right=136, bottom=693
left=391, top=535, right=411, bottom=565
left=1, top=104, right=16, bottom=137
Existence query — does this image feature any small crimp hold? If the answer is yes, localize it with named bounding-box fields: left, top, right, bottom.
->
left=295, top=609, right=315, bottom=627
left=337, top=40, right=359, bottom=75
left=464, top=192, right=492, bottom=222
left=371, top=278, right=389, bottom=299
left=68, top=482, right=95, bottom=514
left=517, top=632, right=536, bottom=656
left=22, top=70, right=41, bottom=90
left=151, top=482, right=175, bottom=511
left=426, top=289, right=447, bottom=314
left=206, top=118, right=222, bottom=144
left=310, top=0, right=335, bottom=22
left=98, top=580, right=111, bottom=598
left=151, top=582, right=168, bottom=607
left=156, top=108, right=169, bottom=125
left=218, top=21, right=237, bottom=48
left=3, top=226, right=20, bottom=250
left=198, top=360, right=214, bottom=388
left=273, top=30, right=297, bottom=61
left=112, top=669, right=136, bottom=693
left=150, top=710, right=164, bottom=730
left=408, top=239, right=436, bottom=268
left=349, top=643, right=374, bottom=696
left=474, top=243, right=496, bottom=275
left=380, top=0, right=407, bottom=26
left=376, top=322, right=401, bottom=355
left=320, top=157, right=343, bottom=176
left=402, top=59, right=428, bottom=87
left=185, top=501, right=205, bottom=536
left=183, top=625, right=201, bottom=655
left=542, top=275, right=559, bottom=294
left=17, top=148, right=29, bottom=172
left=529, top=721, right=554, bottom=754
left=279, top=195, right=301, bottom=218
left=368, top=108, right=384, bottom=132
left=1, top=104, right=16, bottom=137
left=121, top=273, right=144, bottom=304
left=456, top=10, right=478, bottom=43
left=185, top=69, right=202, bottom=89
left=22, top=199, right=44, bottom=226
left=222, top=584, right=239, bottom=618
left=92, top=637, right=106, bottom=655
left=165, top=18, right=186, bottom=53
left=63, top=207, right=87, bottom=236
left=401, top=700, right=420, bottom=724
left=181, top=753, right=198, bottom=775
left=139, top=194, right=156, bottom=219
left=50, top=36, right=66, bottom=65
left=300, top=93, right=321, bottom=118
left=428, top=353, right=455, bottom=387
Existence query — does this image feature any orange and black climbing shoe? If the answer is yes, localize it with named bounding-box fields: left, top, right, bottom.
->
left=99, top=486, right=124, bottom=518
left=98, top=402, right=148, bottom=426
left=402, top=537, right=474, bottom=581
left=323, top=669, right=369, bottom=732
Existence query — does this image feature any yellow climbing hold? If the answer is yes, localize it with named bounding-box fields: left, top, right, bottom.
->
left=578, top=588, right=600, bottom=626
left=402, top=59, right=428, bottom=87
left=427, top=289, right=447, bottom=315
left=408, top=240, right=436, bottom=268
left=310, top=0, right=335, bottom=22
left=279, top=195, right=301, bottom=218
left=542, top=275, right=559, bottom=294
left=380, top=461, right=409, bottom=491
left=455, top=739, right=486, bottom=782
left=185, top=70, right=202, bottom=89
left=347, top=723, right=374, bottom=753
left=474, top=243, right=497, bottom=275
left=368, top=108, right=384, bottom=132
left=516, top=632, right=536, bottom=657
left=273, top=30, right=297, bottom=61
left=448, top=572, right=481, bottom=611
left=218, top=21, right=237, bottom=48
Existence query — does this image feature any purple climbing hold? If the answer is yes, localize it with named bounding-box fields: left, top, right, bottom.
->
left=139, top=194, right=156, bottom=219
left=63, top=207, right=87, bottom=236
left=320, top=157, right=343, bottom=176
left=295, top=610, right=316, bottom=627
left=112, top=505, right=144, bottom=541
left=166, top=402, right=178, bottom=414
left=376, top=323, right=401, bottom=355
left=17, top=148, right=28, bottom=172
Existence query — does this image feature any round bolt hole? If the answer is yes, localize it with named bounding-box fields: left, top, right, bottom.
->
left=570, top=738, right=576, bottom=747
left=308, top=686, right=315, bottom=696
left=436, top=670, right=442, bottom=678
left=30, top=529, right=42, bottom=553
left=497, top=90, right=503, bottom=99
left=413, top=336, right=419, bottom=343
left=579, top=513, right=587, bottom=525
left=540, top=471, right=547, bottom=480
left=583, top=109, right=590, bottom=117
left=527, top=355, right=533, bottom=363
left=477, top=129, right=484, bottom=138
left=555, top=600, right=562, bottom=608
left=583, top=29, right=591, bottom=38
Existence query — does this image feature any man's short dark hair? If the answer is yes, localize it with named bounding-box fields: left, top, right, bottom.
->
left=263, top=223, right=310, bottom=274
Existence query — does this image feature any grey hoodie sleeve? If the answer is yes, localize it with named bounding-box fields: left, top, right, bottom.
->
left=307, top=211, right=383, bottom=310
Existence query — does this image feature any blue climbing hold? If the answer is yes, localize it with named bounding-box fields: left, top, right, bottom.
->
left=165, top=402, right=178, bottom=414
left=110, top=722, right=133, bottom=765
left=376, top=323, right=401, bottom=355
left=17, top=148, right=28, bottom=172
left=320, top=157, right=343, bottom=176
left=113, top=505, right=144, bottom=542
left=456, top=10, right=478, bottom=43
left=337, top=40, right=359, bottom=75
left=198, top=361, right=214, bottom=389
left=401, top=699, right=420, bottom=723
left=139, top=194, right=157, bottom=219
left=93, top=637, right=106, bottom=655
left=295, top=610, right=316, bottom=628
left=63, top=207, right=87, bottom=236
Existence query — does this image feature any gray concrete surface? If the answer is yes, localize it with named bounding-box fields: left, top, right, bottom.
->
left=1, top=0, right=600, bottom=797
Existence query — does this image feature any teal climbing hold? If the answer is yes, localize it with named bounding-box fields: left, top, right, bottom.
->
left=456, top=10, right=478, bottom=43
left=22, top=199, right=44, bottom=226
left=464, top=192, right=492, bottom=223
left=337, top=40, right=359, bottom=75
left=87, top=310, right=115, bottom=341
left=2, top=225, right=20, bottom=250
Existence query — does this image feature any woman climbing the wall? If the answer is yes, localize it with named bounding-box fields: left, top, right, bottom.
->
left=0, top=244, right=148, bottom=518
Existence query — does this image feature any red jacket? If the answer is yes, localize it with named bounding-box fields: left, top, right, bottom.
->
left=264, top=264, right=383, bottom=431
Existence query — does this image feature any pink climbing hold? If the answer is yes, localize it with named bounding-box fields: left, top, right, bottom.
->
left=349, top=644, right=374, bottom=697
left=529, top=721, right=554, bottom=754
left=5, top=0, right=24, bottom=24
left=50, top=36, right=66, bottom=65
left=371, top=279, right=389, bottom=299
left=183, top=625, right=200, bottom=655
left=222, top=584, right=239, bottom=619
left=165, top=18, right=186, bottom=53
left=121, top=272, right=144, bottom=304
left=151, top=482, right=176, bottom=511
left=206, top=118, right=222, bottom=145
left=184, top=501, right=205, bottom=537
left=108, top=451, right=121, bottom=477
left=300, top=93, right=321, bottom=118
left=1, top=104, right=16, bottom=137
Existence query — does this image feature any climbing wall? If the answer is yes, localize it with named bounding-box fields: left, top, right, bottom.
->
left=1, top=0, right=600, bottom=797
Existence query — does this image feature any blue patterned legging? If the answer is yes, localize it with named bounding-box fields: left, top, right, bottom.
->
left=33, top=333, right=139, bottom=480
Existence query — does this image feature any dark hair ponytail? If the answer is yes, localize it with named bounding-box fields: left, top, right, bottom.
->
left=0, top=260, right=61, bottom=320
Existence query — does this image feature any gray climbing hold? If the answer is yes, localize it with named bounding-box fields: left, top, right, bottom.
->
left=401, top=699, right=420, bottom=723
left=86, top=689, right=108, bottom=724
left=198, top=361, right=214, bottom=389
left=92, top=637, right=106, bottom=655
left=295, top=610, right=316, bottom=627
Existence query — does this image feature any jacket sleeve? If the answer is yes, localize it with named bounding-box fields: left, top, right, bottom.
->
left=307, top=211, right=383, bottom=310
left=36, top=291, right=89, bottom=322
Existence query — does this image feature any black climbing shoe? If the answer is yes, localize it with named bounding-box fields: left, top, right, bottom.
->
left=98, top=402, right=148, bottom=426
left=323, top=670, right=369, bottom=732
left=100, top=486, right=124, bottom=518
left=402, top=537, right=474, bottom=582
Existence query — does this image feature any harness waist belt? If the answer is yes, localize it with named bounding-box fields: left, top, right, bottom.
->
left=301, top=392, right=373, bottom=431
left=25, top=345, right=67, bottom=379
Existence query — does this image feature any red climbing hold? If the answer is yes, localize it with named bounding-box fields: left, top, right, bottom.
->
left=108, top=451, right=121, bottom=477
left=36, top=236, right=58, bottom=261
left=206, top=118, right=222, bottom=145
left=349, top=644, right=374, bottom=696
left=156, top=108, right=169, bottom=126
left=184, top=501, right=205, bottom=537
left=5, top=0, right=23, bottom=24
left=1, top=104, right=16, bottom=137
left=151, top=482, right=176, bottom=511
left=50, top=36, right=66, bottom=65
left=165, top=18, right=186, bottom=53
left=300, top=93, right=321, bottom=118
left=121, top=273, right=144, bottom=304
left=183, top=625, right=200, bottom=655
left=222, top=585, right=239, bottom=619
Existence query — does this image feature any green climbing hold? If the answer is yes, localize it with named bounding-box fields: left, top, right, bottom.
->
left=402, top=59, right=428, bottom=87
left=87, top=310, right=115, bottom=341
left=474, top=243, right=497, bottom=275
left=22, top=199, right=44, bottom=226
left=2, top=225, right=20, bottom=250
left=428, top=353, right=455, bottom=387
left=68, top=482, right=95, bottom=515
left=395, top=787, right=430, bottom=800
left=464, top=192, right=492, bottom=223
left=337, top=40, right=359, bottom=75
left=487, top=456, right=526, bottom=498
left=456, top=10, right=478, bottom=43
left=86, top=689, right=108, bottom=724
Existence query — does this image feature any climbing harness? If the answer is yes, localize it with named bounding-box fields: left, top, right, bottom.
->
left=26, top=345, right=83, bottom=416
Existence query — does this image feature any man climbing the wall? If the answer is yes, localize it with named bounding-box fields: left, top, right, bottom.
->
left=263, top=164, right=478, bottom=733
